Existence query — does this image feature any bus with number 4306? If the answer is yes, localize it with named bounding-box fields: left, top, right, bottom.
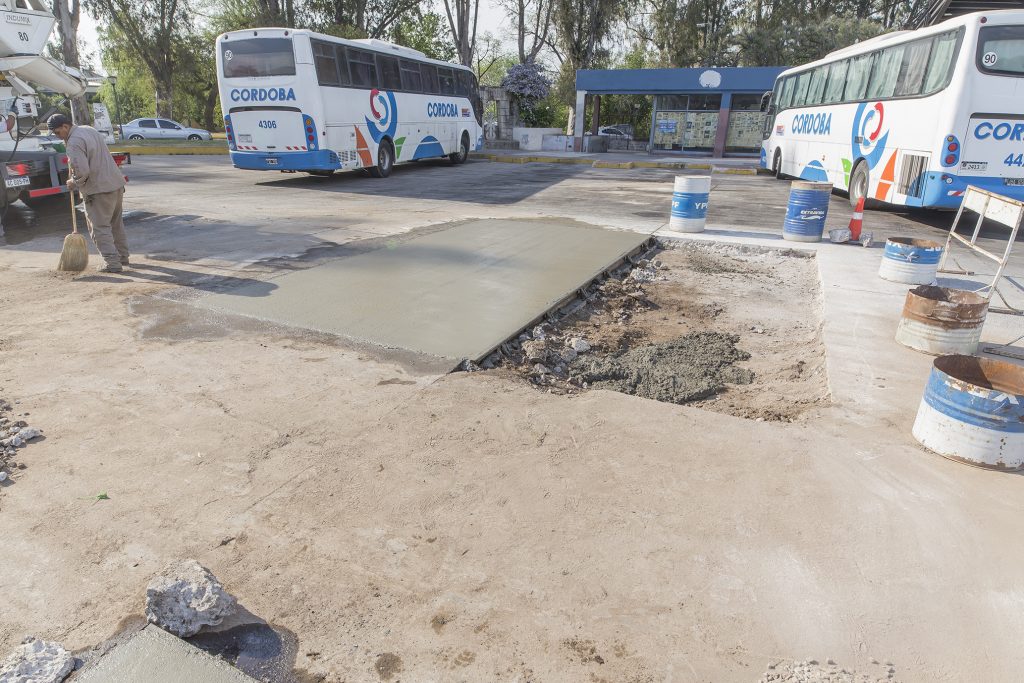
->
left=761, top=10, right=1024, bottom=209
left=215, top=29, right=484, bottom=178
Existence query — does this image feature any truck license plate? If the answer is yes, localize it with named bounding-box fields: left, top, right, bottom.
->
left=4, top=176, right=30, bottom=188
left=1004, top=178, right=1024, bottom=186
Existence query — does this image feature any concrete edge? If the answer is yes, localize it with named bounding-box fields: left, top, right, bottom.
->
left=112, top=146, right=229, bottom=155
left=475, top=154, right=757, bottom=173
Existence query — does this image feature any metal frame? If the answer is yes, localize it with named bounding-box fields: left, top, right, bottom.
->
left=938, top=184, right=1023, bottom=315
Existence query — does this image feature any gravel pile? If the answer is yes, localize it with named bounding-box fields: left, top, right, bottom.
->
left=0, top=398, right=41, bottom=485
left=758, top=658, right=900, bottom=683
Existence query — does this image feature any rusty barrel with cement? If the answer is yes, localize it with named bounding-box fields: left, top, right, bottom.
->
left=878, top=237, right=943, bottom=284
left=782, top=181, right=831, bottom=242
left=895, top=285, right=989, bottom=355
left=913, top=355, right=1024, bottom=470
left=669, top=175, right=711, bottom=232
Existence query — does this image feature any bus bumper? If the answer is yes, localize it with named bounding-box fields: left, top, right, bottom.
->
left=915, top=171, right=1024, bottom=209
left=230, top=150, right=341, bottom=172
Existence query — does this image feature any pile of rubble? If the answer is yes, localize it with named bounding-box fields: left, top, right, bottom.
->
left=0, top=398, right=41, bottom=485
left=759, top=657, right=900, bottom=683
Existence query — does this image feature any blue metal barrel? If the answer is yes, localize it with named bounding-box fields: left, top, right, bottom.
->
left=878, top=237, right=944, bottom=284
left=912, top=355, right=1024, bottom=470
left=782, top=181, right=832, bottom=242
left=669, top=175, right=711, bottom=233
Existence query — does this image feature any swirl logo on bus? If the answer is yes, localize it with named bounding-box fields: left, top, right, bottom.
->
left=365, top=89, right=398, bottom=144
left=851, top=102, right=889, bottom=170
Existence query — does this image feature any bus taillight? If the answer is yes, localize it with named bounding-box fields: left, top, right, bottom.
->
left=302, top=115, right=318, bottom=151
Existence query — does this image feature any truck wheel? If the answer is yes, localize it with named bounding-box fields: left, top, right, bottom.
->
left=369, top=139, right=394, bottom=178
left=449, top=132, right=469, bottom=165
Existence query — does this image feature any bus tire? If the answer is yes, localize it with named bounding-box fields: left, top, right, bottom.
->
left=369, top=139, right=394, bottom=178
left=849, top=161, right=869, bottom=210
left=449, top=132, right=469, bottom=165
left=772, top=149, right=784, bottom=179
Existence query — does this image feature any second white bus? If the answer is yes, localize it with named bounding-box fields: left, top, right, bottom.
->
left=216, top=30, right=484, bottom=178
left=761, top=10, right=1024, bottom=209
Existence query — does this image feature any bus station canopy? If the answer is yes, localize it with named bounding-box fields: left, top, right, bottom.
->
left=910, top=0, right=1024, bottom=28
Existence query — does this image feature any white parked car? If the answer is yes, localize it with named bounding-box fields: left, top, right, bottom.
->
left=596, top=126, right=631, bottom=139
left=121, top=118, right=212, bottom=141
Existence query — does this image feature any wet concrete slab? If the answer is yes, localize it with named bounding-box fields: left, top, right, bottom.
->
left=197, top=219, right=651, bottom=365
left=74, top=625, right=258, bottom=683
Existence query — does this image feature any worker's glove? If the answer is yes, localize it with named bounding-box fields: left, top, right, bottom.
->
left=67, top=178, right=78, bottom=191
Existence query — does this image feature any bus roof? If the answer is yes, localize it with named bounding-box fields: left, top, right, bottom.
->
left=775, top=9, right=1023, bottom=78
left=218, top=28, right=474, bottom=73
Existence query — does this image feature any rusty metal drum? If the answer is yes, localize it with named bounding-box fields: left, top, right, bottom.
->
left=878, top=237, right=943, bottom=284
left=895, top=286, right=989, bottom=356
left=913, top=355, right=1024, bottom=470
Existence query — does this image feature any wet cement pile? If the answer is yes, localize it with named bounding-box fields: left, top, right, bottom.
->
left=571, top=332, right=754, bottom=404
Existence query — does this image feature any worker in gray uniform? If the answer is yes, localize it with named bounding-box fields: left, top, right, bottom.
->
left=48, top=113, right=128, bottom=273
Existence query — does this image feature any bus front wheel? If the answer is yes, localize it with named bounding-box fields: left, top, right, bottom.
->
left=772, top=150, right=784, bottom=179
left=370, top=139, right=394, bottom=178
left=449, top=133, right=469, bottom=165
left=849, top=161, right=869, bottom=210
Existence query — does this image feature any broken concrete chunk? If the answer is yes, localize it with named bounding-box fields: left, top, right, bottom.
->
left=0, top=637, right=74, bottom=683
left=9, top=436, right=23, bottom=448
left=16, top=427, right=40, bottom=441
left=521, top=340, right=547, bottom=362
left=568, top=338, right=591, bottom=353
left=561, top=348, right=578, bottom=364
left=145, top=559, right=237, bottom=637
left=532, top=323, right=550, bottom=340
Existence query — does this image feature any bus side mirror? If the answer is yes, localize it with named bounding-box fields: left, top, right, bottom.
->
left=760, top=91, right=772, bottom=112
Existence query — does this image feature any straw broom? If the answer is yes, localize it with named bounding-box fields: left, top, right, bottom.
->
left=57, top=189, right=88, bottom=272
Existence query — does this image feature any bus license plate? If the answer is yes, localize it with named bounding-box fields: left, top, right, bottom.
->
left=4, top=176, right=29, bottom=188
left=960, top=161, right=987, bottom=171
left=238, top=134, right=252, bottom=143
left=265, top=158, right=278, bottom=166
left=1004, top=178, right=1024, bottom=186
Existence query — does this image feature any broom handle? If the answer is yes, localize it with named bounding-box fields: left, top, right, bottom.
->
left=70, top=188, right=78, bottom=234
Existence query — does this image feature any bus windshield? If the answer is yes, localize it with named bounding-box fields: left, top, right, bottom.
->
left=222, top=38, right=295, bottom=78
left=978, top=25, right=1024, bottom=75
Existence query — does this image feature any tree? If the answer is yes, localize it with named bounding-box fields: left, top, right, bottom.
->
left=52, top=0, right=91, bottom=124
left=736, top=14, right=884, bottom=65
left=551, top=0, right=621, bottom=130
left=391, top=8, right=457, bottom=60
left=442, top=0, right=480, bottom=66
left=307, top=0, right=422, bottom=38
left=87, top=0, right=195, bottom=118
left=500, top=0, right=554, bottom=64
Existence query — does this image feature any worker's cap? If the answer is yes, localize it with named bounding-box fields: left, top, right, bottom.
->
left=47, top=113, right=72, bottom=130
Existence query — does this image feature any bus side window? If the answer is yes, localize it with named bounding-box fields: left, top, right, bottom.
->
left=438, top=67, right=456, bottom=96
left=313, top=40, right=341, bottom=87
left=378, top=55, right=402, bottom=91
left=806, top=66, right=828, bottom=106
left=822, top=60, right=848, bottom=104
left=894, top=37, right=933, bottom=96
left=421, top=63, right=440, bottom=95
left=866, top=44, right=905, bottom=99
left=844, top=53, right=872, bottom=101
left=401, top=59, right=423, bottom=92
left=335, top=45, right=351, bottom=86
left=923, top=31, right=959, bottom=93
left=791, top=71, right=811, bottom=108
left=349, top=49, right=378, bottom=89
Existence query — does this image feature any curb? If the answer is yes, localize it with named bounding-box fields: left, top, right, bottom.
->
left=112, top=146, right=228, bottom=155
left=477, top=153, right=756, bottom=174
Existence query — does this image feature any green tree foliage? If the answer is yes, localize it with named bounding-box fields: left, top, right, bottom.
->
left=392, top=9, right=457, bottom=60
left=736, top=15, right=884, bottom=65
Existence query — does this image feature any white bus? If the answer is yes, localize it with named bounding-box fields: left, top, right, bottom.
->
left=761, top=10, right=1024, bottom=209
left=215, top=29, right=483, bottom=178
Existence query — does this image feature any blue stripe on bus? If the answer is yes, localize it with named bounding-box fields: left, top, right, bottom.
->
left=230, top=150, right=341, bottom=172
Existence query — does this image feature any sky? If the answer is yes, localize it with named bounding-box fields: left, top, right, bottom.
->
left=75, top=1, right=510, bottom=74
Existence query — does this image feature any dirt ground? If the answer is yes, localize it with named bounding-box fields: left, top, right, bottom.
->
left=2, top=157, right=1024, bottom=683
left=496, top=241, right=830, bottom=422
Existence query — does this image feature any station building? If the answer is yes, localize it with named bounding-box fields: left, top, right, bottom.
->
left=573, top=66, right=786, bottom=157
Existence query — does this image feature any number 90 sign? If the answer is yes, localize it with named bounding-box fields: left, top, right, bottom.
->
left=983, top=51, right=998, bottom=67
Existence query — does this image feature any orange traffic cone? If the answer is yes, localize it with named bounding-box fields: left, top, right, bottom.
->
left=848, top=196, right=865, bottom=240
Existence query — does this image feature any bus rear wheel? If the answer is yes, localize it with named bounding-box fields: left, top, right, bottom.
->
left=369, top=139, right=394, bottom=178
left=449, top=133, right=469, bottom=165
left=849, top=161, right=869, bottom=210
